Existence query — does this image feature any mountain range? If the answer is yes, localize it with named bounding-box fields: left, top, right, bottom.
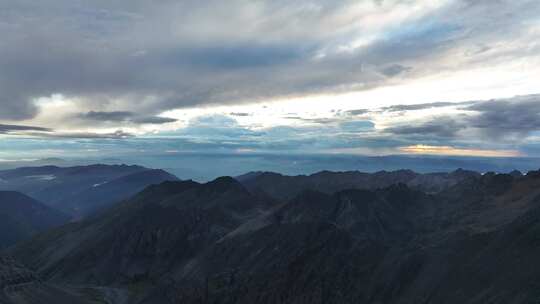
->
left=237, top=168, right=481, bottom=200
left=2, top=165, right=540, bottom=303
left=0, top=164, right=178, bottom=218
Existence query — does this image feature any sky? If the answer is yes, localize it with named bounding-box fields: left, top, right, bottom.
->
left=1, top=0, right=540, bottom=174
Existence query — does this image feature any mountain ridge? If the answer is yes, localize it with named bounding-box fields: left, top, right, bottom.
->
left=236, top=168, right=481, bottom=201
left=6, top=167, right=540, bottom=303
left=0, top=164, right=179, bottom=218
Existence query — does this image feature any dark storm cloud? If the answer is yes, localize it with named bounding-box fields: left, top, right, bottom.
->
left=0, top=122, right=132, bottom=139
left=132, top=116, right=177, bottom=124
left=80, top=111, right=133, bottom=122
left=165, top=44, right=307, bottom=69
left=382, top=95, right=540, bottom=142
left=386, top=117, right=466, bottom=138
left=78, top=111, right=176, bottom=125
left=0, top=124, right=52, bottom=134
left=382, top=101, right=477, bottom=112
left=28, top=130, right=134, bottom=139
left=464, top=95, right=540, bottom=137
left=1, top=0, right=538, bottom=122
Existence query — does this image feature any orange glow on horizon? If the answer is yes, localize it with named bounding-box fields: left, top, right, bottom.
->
left=398, top=145, right=523, bottom=158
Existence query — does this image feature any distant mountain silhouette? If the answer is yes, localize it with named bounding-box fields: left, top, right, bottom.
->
left=0, top=164, right=178, bottom=218
left=6, top=168, right=540, bottom=303
left=0, top=191, right=68, bottom=248
left=237, top=168, right=480, bottom=200
left=51, top=169, right=179, bottom=218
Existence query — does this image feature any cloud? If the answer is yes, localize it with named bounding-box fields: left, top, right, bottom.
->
left=1, top=0, right=538, bottom=125
left=385, top=117, right=465, bottom=138
left=283, top=116, right=343, bottom=124
left=344, top=109, right=370, bottom=116
left=379, top=64, right=412, bottom=77
left=339, top=120, right=375, bottom=132
left=380, top=94, right=540, bottom=146
left=385, top=117, right=467, bottom=139
left=0, top=124, right=52, bottom=134
left=77, top=111, right=176, bottom=125
left=176, top=115, right=260, bottom=140
left=5, top=94, right=540, bottom=158
left=132, top=116, right=177, bottom=124
left=33, top=130, right=134, bottom=139
left=79, top=111, right=133, bottom=122
left=136, top=113, right=382, bottom=154
left=0, top=123, right=132, bottom=139
left=389, top=94, right=540, bottom=141
left=381, top=101, right=476, bottom=112
left=1, top=1, right=539, bottom=161
left=159, top=114, right=383, bottom=154
left=464, top=94, right=540, bottom=138
left=0, top=118, right=139, bottom=140
left=229, top=112, right=250, bottom=117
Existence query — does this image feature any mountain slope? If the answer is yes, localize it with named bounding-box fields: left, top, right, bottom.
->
left=0, top=191, right=69, bottom=248
left=0, top=255, right=134, bottom=304
left=9, top=180, right=429, bottom=303
left=157, top=172, right=540, bottom=304
left=10, top=177, right=277, bottom=292
left=159, top=185, right=430, bottom=303
left=10, top=170, right=540, bottom=304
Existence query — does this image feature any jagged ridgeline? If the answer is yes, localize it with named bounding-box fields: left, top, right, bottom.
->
left=3, top=167, right=540, bottom=303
